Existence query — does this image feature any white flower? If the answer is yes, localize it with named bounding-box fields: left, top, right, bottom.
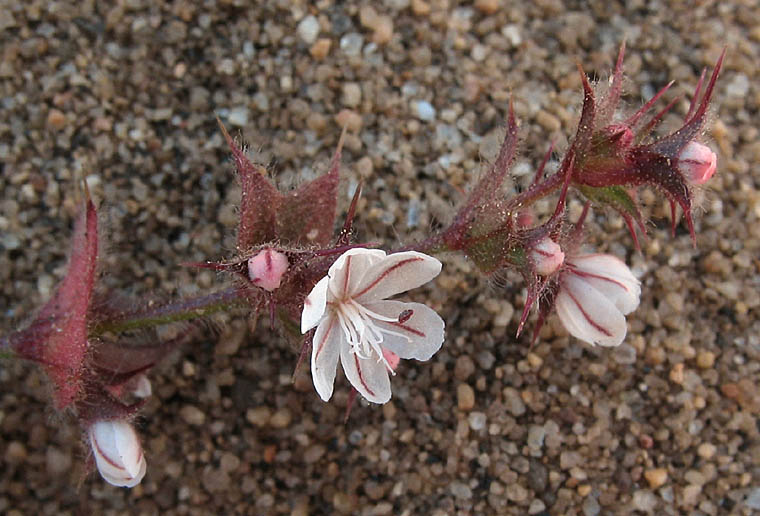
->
left=301, top=248, right=445, bottom=404
left=555, top=253, right=641, bottom=347
left=89, top=419, right=147, bottom=488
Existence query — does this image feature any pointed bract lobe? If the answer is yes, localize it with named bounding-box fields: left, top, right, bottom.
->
left=10, top=197, right=98, bottom=409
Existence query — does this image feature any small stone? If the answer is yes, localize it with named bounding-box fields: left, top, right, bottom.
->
left=669, top=363, right=685, bottom=384
left=746, top=487, right=760, bottom=510
left=468, top=411, right=487, bottom=431
left=644, top=468, right=668, bottom=489
left=246, top=406, right=271, bottom=427
left=297, top=15, right=320, bottom=45
left=697, top=442, right=716, bottom=459
left=304, top=445, right=325, bottom=464
left=536, top=110, right=561, bottom=131
left=527, top=425, right=546, bottom=450
left=411, top=0, right=430, bottom=16
left=339, top=33, right=363, bottom=56
left=450, top=481, right=472, bottom=499
left=455, top=355, right=476, bottom=380
left=180, top=405, right=206, bottom=426
left=46, top=447, right=71, bottom=475
left=411, top=100, right=435, bottom=121
left=47, top=109, right=66, bottom=130
left=582, top=494, right=600, bottom=516
left=680, top=484, right=701, bottom=506
left=613, top=343, right=637, bottom=365
left=457, top=383, right=476, bottom=411
left=577, top=484, right=591, bottom=496
left=560, top=451, right=581, bottom=469
left=371, top=16, right=393, bottom=44
left=502, top=387, right=526, bottom=416
left=335, top=109, right=362, bottom=132
left=342, top=83, right=362, bottom=108
left=506, top=483, right=528, bottom=502
left=309, top=38, right=331, bottom=59
left=228, top=106, right=249, bottom=127
left=474, top=0, right=501, bottom=14
left=632, top=490, right=657, bottom=512
left=696, top=351, right=715, bottom=369
left=528, top=499, right=546, bottom=514
left=270, top=408, right=292, bottom=428
left=220, top=452, right=241, bottom=473
left=5, top=441, right=27, bottom=464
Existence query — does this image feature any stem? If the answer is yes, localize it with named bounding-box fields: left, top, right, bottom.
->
left=90, top=287, right=246, bottom=335
left=505, top=171, right=564, bottom=212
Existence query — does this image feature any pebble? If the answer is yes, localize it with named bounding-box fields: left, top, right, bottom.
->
left=644, top=468, right=668, bottom=489
left=296, top=15, right=320, bottom=45
left=746, top=487, right=760, bottom=510
left=270, top=409, right=292, bottom=429
left=527, top=425, right=546, bottom=450
left=697, top=442, right=716, bottom=459
left=340, top=33, right=363, bottom=56
left=474, top=0, right=501, bottom=14
left=632, top=490, right=657, bottom=512
left=228, top=106, right=249, bottom=127
left=450, top=481, right=472, bottom=499
left=342, top=83, right=362, bottom=107
left=335, top=109, right=363, bottom=132
left=411, top=100, right=436, bottom=121
left=468, top=411, right=487, bottom=431
left=502, top=387, right=526, bottom=416
left=506, top=483, right=528, bottom=502
left=680, top=484, right=702, bottom=506
left=528, top=499, right=546, bottom=514
left=47, top=108, right=66, bottom=129
left=454, top=355, right=476, bottom=380
left=309, top=38, right=332, bottom=59
left=696, top=351, right=715, bottom=369
left=180, top=405, right=206, bottom=426
left=457, top=383, right=476, bottom=411
left=45, top=448, right=71, bottom=475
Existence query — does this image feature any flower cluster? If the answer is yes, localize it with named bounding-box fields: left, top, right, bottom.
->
left=0, top=44, right=723, bottom=489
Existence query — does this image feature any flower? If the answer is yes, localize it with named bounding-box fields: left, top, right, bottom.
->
left=301, top=248, right=445, bottom=404
left=247, top=248, right=289, bottom=291
left=88, top=419, right=147, bottom=488
left=677, top=141, right=717, bottom=185
left=530, top=237, right=565, bottom=276
left=555, top=253, right=640, bottom=347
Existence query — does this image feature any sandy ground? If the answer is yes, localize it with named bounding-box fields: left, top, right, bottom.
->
left=1, top=1, right=759, bottom=514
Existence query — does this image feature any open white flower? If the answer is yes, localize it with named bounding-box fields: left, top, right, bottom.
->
left=89, top=419, right=147, bottom=488
left=301, top=248, right=445, bottom=404
left=555, top=253, right=641, bottom=347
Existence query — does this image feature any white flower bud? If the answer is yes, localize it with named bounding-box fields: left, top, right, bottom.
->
left=89, top=420, right=147, bottom=488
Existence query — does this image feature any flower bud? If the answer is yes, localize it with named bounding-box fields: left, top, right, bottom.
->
left=247, top=249, right=289, bottom=291
left=677, top=141, right=717, bottom=185
left=530, top=237, right=565, bottom=276
left=89, top=420, right=147, bottom=488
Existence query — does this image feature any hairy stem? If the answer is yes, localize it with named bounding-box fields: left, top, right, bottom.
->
left=90, top=287, right=246, bottom=335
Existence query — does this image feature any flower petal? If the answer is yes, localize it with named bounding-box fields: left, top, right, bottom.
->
left=364, top=300, right=445, bottom=361
left=567, top=254, right=641, bottom=314
left=555, top=275, right=628, bottom=347
left=301, top=276, right=329, bottom=333
left=340, top=341, right=392, bottom=404
left=354, top=251, right=442, bottom=302
left=310, top=316, right=342, bottom=402
left=327, top=248, right=387, bottom=298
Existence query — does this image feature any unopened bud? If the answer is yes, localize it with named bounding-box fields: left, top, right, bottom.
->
left=248, top=249, right=289, bottom=291
left=677, top=141, right=717, bottom=185
left=530, top=237, right=565, bottom=276
left=89, top=420, right=147, bottom=488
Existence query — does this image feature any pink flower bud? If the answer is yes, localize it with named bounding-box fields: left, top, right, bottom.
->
left=247, top=249, right=289, bottom=291
left=677, top=141, right=717, bottom=185
left=89, top=420, right=147, bottom=488
left=530, top=237, right=565, bottom=276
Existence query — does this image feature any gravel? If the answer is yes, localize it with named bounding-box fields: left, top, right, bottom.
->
left=1, top=0, right=759, bottom=515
